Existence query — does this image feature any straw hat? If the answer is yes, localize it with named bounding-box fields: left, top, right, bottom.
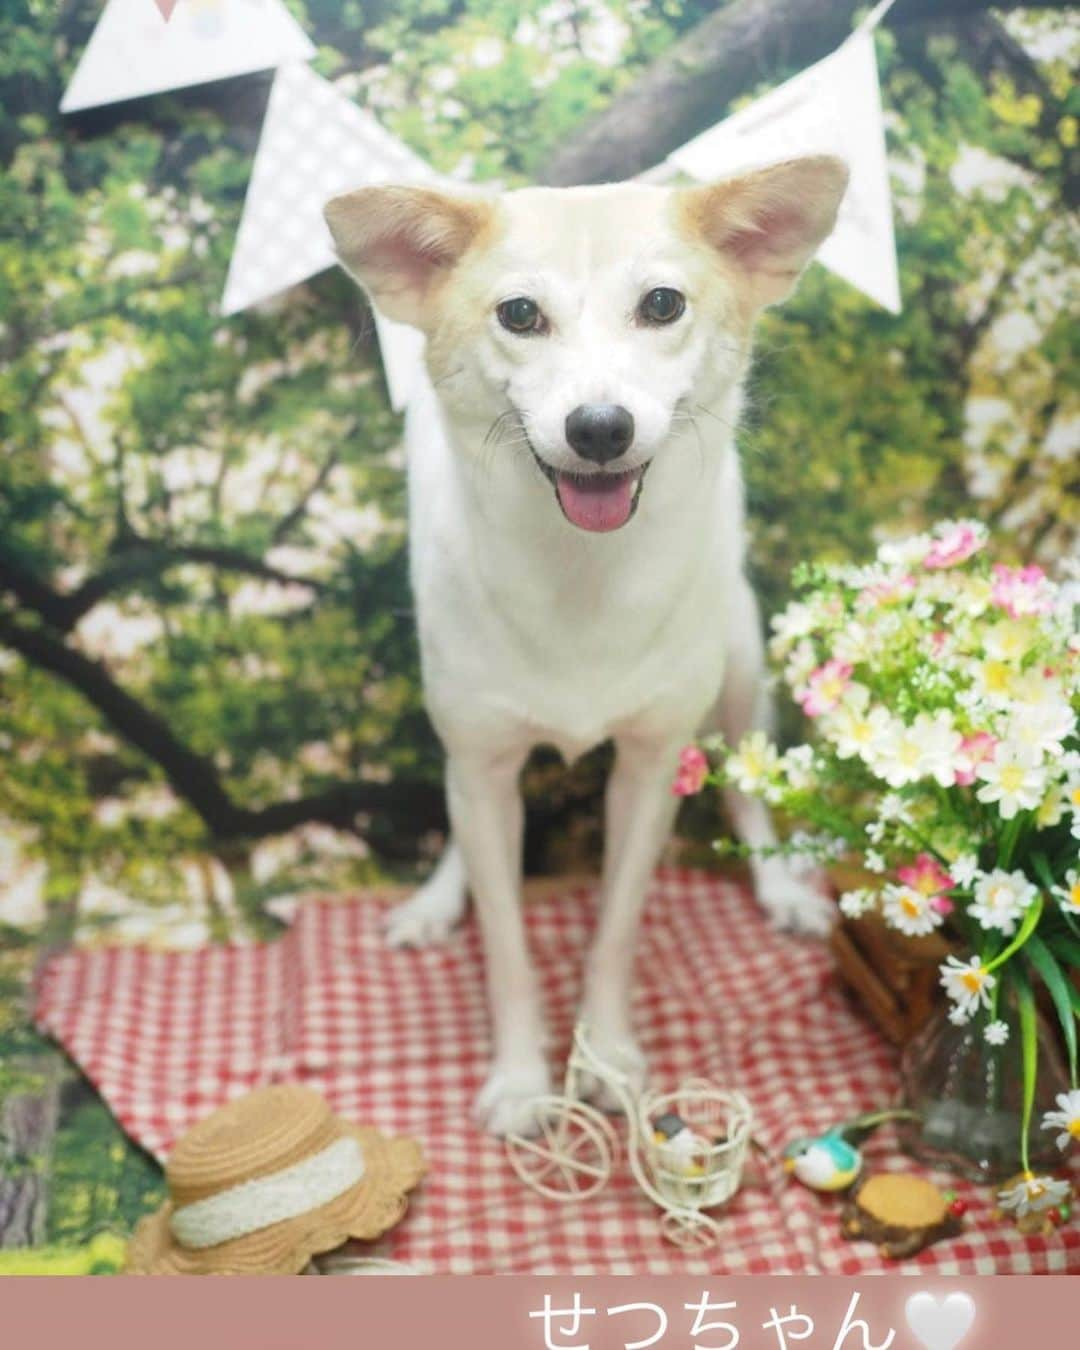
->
left=127, top=1085, right=425, bottom=1275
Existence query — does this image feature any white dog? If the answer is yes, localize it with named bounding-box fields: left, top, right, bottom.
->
left=324, top=155, right=848, bottom=1134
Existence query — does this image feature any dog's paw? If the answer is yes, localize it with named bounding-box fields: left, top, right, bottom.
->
left=385, top=877, right=467, bottom=949
left=473, top=1060, right=552, bottom=1137
left=756, top=862, right=835, bottom=937
left=574, top=1029, right=647, bottom=1113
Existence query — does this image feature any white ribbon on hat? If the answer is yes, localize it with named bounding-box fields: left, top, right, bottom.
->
left=169, top=1135, right=366, bottom=1250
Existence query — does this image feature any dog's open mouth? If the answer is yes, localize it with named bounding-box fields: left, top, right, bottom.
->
left=532, top=452, right=650, bottom=533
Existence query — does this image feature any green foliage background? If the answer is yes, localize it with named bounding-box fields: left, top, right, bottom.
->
left=0, top=0, right=1077, bottom=1259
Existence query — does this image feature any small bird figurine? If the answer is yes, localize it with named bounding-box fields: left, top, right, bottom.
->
left=783, top=1129, right=862, bottom=1192
left=652, top=1111, right=709, bottom=1178
left=782, top=1109, right=922, bottom=1193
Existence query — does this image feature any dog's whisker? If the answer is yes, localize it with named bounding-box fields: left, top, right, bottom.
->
left=433, top=365, right=465, bottom=389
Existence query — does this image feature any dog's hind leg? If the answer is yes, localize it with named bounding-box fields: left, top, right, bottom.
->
left=385, top=837, right=468, bottom=948
left=710, top=578, right=834, bottom=936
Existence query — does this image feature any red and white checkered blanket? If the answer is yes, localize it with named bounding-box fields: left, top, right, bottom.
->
left=34, top=868, right=1080, bottom=1274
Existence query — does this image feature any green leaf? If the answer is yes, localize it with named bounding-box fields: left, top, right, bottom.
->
left=1025, top=935, right=1078, bottom=1085
left=1013, top=964, right=1039, bottom=1173
left=1046, top=933, right=1080, bottom=968
left=985, top=896, right=1044, bottom=973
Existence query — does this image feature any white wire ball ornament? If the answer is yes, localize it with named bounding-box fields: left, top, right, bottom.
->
left=504, top=1024, right=753, bottom=1249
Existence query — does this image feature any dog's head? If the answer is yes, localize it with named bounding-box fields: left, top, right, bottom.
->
left=325, top=157, right=847, bottom=533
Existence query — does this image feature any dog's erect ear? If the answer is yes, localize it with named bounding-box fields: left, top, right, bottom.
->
left=678, top=155, right=849, bottom=311
left=323, top=185, right=495, bottom=328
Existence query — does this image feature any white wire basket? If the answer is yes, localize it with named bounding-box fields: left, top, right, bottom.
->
left=639, top=1078, right=753, bottom=1212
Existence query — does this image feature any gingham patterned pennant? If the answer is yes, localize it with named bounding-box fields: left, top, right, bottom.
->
left=220, top=61, right=438, bottom=408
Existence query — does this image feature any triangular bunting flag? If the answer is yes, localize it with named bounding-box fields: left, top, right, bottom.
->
left=154, top=0, right=179, bottom=17
left=60, top=0, right=315, bottom=114
left=221, top=62, right=438, bottom=408
left=666, top=31, right=901, bottom=314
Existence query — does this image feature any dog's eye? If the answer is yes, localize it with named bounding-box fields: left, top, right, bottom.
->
left=638, top=287, right=685, bottom=326
left=496, top=296, right=545, bottom=335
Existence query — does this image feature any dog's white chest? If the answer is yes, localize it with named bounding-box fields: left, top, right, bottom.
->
left=406, top=396, right=738, bottom=758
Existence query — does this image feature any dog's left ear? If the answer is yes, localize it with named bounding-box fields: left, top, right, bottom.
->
left=324, top=184, right=495, bottom=329
left=678, top=155, right=849, bottom=311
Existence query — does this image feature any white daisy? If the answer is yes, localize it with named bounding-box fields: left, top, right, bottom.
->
left=982, top=618, right=1036, bottom=664
left=881, top=883, right=945, bottom=937
left=770, top=601, right=816, bottom=648
left=878, top=533, right=932, bottom=567
left=984, top=1020, right=1009, bottom=1047
left=997, top=1173, right=1072, bottom=1217
left=864, top=849, right=887, bottom=874
left=950, top=853, right=981, bottom=888
left=971, top=657, right=1017, bottom=706
left=1041, top=1090, right=1080, bottom=1152
left=970, top=868, right=1038, bottom=936
left=1036, top=787, right=1066, bottom=829
left=726, top=732, right=780, bottom=795
left=976, top=744, right=1049, bottom=820
left=940, top=955, right=995, bottom=1020
left=779, top=744, right=816, bottom=791
left=1003, top=700, right=1076, bottom=760
left=870, top=713, right=962, bottom=789
left=826, top=700, right=893, bottom=762
left=878, top=793, right=912, bottom=823
left=1053, top=869, right=1080, bottom=916
left=839, top=888, right=878, bottom=919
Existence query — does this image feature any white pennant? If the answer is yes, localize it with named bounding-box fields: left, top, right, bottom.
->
left=665, top=31, right=901, bottom=314
left=221, top=62, right=438, bottom=409
left=60, top=0, right=315, bottom=114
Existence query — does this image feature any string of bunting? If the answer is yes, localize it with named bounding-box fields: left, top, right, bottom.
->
left=61, top=0, right=905, bottom=412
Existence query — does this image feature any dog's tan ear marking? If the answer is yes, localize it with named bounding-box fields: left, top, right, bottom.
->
left=323, top=185, right=495, bottom=328
left=677, top=155, right=849, bottom=310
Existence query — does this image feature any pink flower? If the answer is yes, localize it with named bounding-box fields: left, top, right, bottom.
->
left=930, top=896, right=956, bottom=916
left=898, top=853, right=955, bottom=897
left=858, top=574, right=915, bottom=608
left=672, top=745, right=708, bottom=797
left=991, top=564, right=1053, bottom=619
left=924, top=523, right=983, bottom=569
left=954, top=731, right=997, bottom=786
left=799, top=659, right=854, bottom=717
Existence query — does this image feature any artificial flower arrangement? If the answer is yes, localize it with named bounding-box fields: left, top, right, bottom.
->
left=676, top=520, right=1079, bottom=1218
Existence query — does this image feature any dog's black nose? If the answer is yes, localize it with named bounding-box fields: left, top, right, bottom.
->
left=565, top=404, right=635, bottom=464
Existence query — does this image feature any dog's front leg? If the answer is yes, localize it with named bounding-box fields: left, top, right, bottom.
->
left=445, top=748, right=551, bottom=1135
left=579, top=733, right=686, bottom=1098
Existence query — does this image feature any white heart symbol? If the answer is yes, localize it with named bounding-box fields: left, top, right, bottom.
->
left=905, top=1292, right=976, bottom=1350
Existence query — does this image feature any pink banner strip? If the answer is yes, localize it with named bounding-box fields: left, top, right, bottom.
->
left=4, top=1275, right=1080, bottom=1347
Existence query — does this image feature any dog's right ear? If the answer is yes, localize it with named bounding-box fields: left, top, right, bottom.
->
left=323, top=185, right=495, bottom=329
left=677, top=155, right=849, bottom=312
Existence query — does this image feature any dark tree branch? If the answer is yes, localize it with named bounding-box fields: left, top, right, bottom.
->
left=0, top=609, right=445, bottom=846
left=540, top=0, right=1075, bottom=187
left=272, top=448, right=340, bottom=545
left=0, top=544, right=325, bottom=636
left=65, top=543, right=327, bottom=626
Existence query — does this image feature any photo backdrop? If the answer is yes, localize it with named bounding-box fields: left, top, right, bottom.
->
left=1, top=0, right=1077, bottom=954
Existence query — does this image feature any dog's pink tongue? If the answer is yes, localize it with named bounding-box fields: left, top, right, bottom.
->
left=555, top=472, right=636, bottom=532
